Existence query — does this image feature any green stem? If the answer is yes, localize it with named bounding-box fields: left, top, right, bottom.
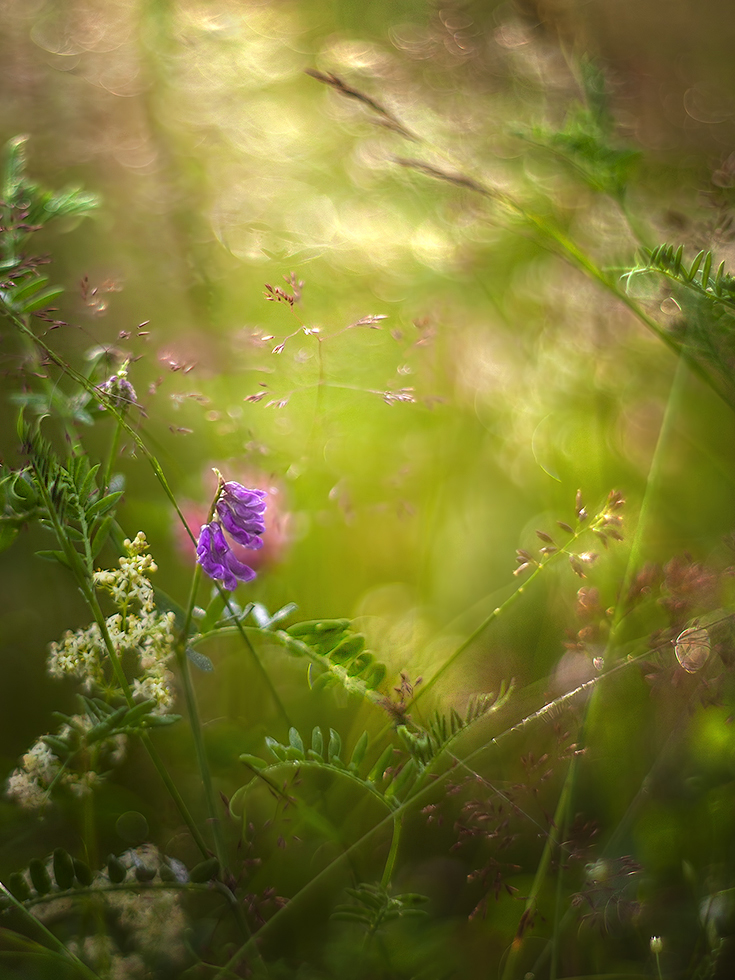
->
left=500, top=759, right=575, bottom=980
left=380, top=816, right=402, bottom=889
left=409, top=518, right=597, bottom=712
left=138, top=732, right=209, bottom=857
left=100, top=417, right=124, bottom=494
left=607, top=354, right=689, bottom=650
left=174, top=641, right=226, bottom=867
left=85, top=588, right=211, bottom=858
left=225, top=610, right=292, bottom=729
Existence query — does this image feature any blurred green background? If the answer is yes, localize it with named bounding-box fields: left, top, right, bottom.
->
left=3, top=0, right=735, bottom=975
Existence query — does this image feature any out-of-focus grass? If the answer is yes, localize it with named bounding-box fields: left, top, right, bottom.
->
left=2, top=2, right=735, bottom=975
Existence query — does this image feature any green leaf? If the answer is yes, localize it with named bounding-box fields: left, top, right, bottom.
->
left=329, top=634, right=365, bottom=664
left=85, top=490, right=124, bottom=520
left=72, top=858, right=93, bottom=886
left=91, top=514, right=114, bottom=557
left=287, top=618, right=351, bottom=638
left=265, top=736, right=288, bottom=762
left=328, top=728, right=342, bottom=763
left=288, top=727, right=305, bottom=754
left=0, top=524, right=18, bottom=552
left=349, top=731, right=369, bottom=770
left=200, top=592, right=228, bottom=632
left=311, top=726, right=324, bottom=758
left=368, top=744, right=395, bottom=782
left=2, top=136, right=29, bottom=205
left=77, top=462, right=100, bottom=501
left=8, top=275, right=50, bottom=304
left=28, top=858, right=52, bottom=896
left=7, top=872, right=31, bottom=902
left=21, top=285, right=64, bottom=313
left=107, top=855, right=127, bottom=884
left=189, top=857, right=220, bottom=883
left=41, top=735, right=70, bottom=758
left=35, top=549, right=72, bottom=569
left=139, top=712, right=181, bottom=727
left=120, top=700, right=157, bottom=728
left=52, top=848, right=75, bottom=890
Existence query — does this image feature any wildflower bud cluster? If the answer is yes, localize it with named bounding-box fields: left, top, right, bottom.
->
left=48, top=532, right=176, bottom=710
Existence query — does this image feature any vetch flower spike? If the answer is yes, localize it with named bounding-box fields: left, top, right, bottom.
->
left=196, top=521, right=256, bottom=591
left=215, top=482, right=267, bottom=550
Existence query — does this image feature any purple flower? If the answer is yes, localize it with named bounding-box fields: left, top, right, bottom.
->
left=196, top=521, right=256, bottom=591
left=215, top=482, right=267, bottom=550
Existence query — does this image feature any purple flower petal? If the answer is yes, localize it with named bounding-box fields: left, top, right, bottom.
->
left=215, top=482, right=267, bottom=550
left=196, top=521, right=256, bottom=590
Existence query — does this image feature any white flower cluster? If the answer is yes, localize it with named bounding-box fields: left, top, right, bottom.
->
left=7, top=534, right=175, bottom=811
left=6, top=740, right=60, bottom=810
left=47, top=532, right=177, bottom=712
left=5, top=716, right=125, bottom=811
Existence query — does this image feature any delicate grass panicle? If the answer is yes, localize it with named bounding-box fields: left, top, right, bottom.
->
left=1, top=10, right=735, bottom=980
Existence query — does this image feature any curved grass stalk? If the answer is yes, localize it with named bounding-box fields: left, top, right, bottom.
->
left=311, top=70, right=725, bottom=407
left=407, top=515, right=607, bottom=713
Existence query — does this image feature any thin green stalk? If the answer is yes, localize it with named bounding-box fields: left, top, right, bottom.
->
left=512, top=360, right=686, bottom=978
left=0, top=881, right=102, bottom=980
left=380, top=816, right=403, bottom=890
left=174, top=642, right=226, bottom=868
left=85, top=588, right=211, bottom=857
left=137, top=732, right=209, bottom=857
left=408, top=517, right=599, bottom=712
left=608, top=354, right=689, bottom=649
left=100, top=416, right=124, bottom=494
left=500, top=765, right=575, bottom=980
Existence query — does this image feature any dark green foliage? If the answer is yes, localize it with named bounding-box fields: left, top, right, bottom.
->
left=239, top=723, right=422, bottom=811
left=158, top=862, right=179, bottom=883
left=52, top=849, right=75, bottom=891
left=27, top=859, right=52, bottom=897
left=517, top=61, right=640, bottom=199
left=331, top=882, right=429, bottom=935
left=624, top=243, right=735, bottom=406
left=72, top=859, right=93, bottom=887
left=188, top=857, right=220, bottom=883
left=106, top=855, right=127, bottom=884
left=134, top=864, right=157, bottom=883
left=7, top=873, right=31, bottom=902
left=0, top=135, right=98, bottom=272
left=630, top=243, right=735, bottom=308
left=45, top=697, right=180, bottom=770
left=12, top=423, right=125, bottom=574
left=396, top=684, right=513, bottom=768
